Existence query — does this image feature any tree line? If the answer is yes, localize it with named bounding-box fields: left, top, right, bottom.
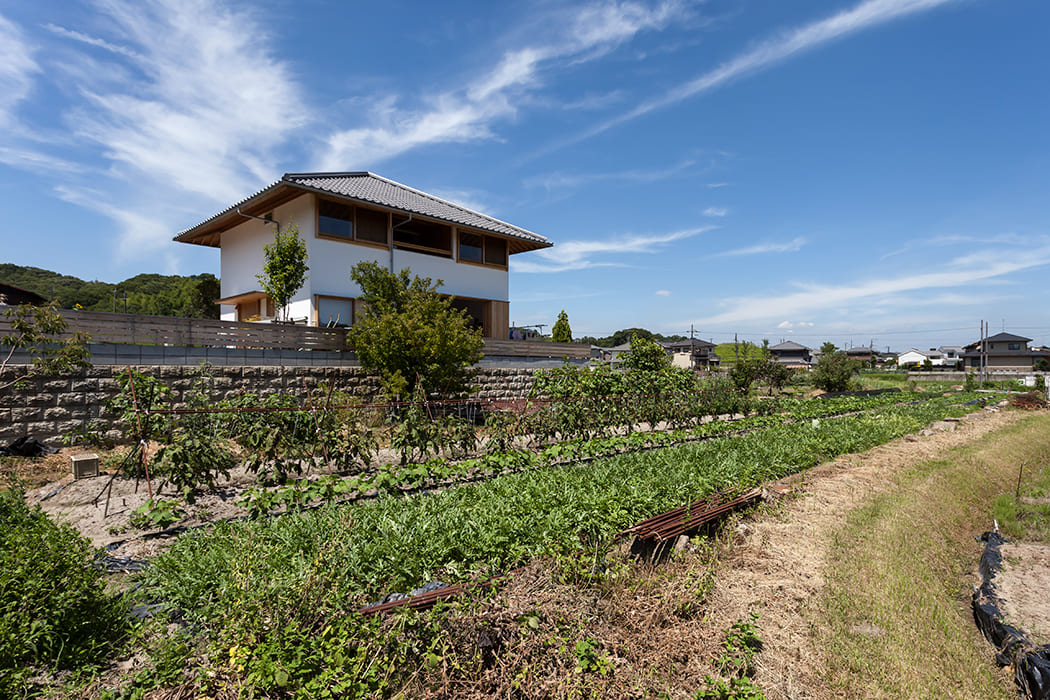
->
left=0, top=263, right=220, bottom=319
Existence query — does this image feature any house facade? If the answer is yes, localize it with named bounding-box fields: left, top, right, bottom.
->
left=769, top=341, right=811, bottom=368
left=663, top=338, right=721, bottom=369
left=962, top=332, right=1048, bottom=371
left=174, top=172, right=551, bottom=339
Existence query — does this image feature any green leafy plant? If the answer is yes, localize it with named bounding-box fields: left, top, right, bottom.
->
left=129, top=498, right=186, bottom=530
left=257, top=221, right=308, bottom=322
left=573, top=637, right=612, bottom=675
left=552, top=309, right=572, bottom=342
left=0, top=301, right=91, bottom=391
left=0, top=484, right=127, bottom=696
left=348, top=261, right=483, bottom=397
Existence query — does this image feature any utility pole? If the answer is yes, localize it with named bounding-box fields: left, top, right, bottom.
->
left=734, top=333, right=739, bottom=365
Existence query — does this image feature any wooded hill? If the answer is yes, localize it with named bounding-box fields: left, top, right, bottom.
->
left=0, top=263, right=221, bottom=319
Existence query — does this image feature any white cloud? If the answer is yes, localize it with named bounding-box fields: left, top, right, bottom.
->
left=713, top=236, right=806, bottom=257
left=656, top=289, right=672, bottom=296
left=703, top=206, right=728, bottom=217
left=513, top=225, right=714, bottom=273
left=777, top=321, right=814, bottom=329
left=59, top=0, right=304, bottom=205
left=525, top=159, right=696, bottom=191
left=568, top=0, right=956, bottom=144
left=693, top=241, right=1050, bottom=327
left=319, top=1, right=685, bottom=168
left=0, top=14, right=39, bottom=129
left=707, top=182, right=729, bottom=188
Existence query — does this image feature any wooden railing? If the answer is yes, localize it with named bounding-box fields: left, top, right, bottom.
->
left=0, top=309, right=592, bottom=359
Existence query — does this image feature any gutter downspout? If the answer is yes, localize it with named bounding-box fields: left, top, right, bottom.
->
left=236, top=209, right=281, bottom=232
left=390, top=214, right=413, bottom=272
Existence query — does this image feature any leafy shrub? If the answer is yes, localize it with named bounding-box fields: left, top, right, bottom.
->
left=129, top=498, right=186, bottom=530
left=0, top=485, right=126, bottom=694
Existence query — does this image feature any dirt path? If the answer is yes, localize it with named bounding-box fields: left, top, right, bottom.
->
left=705, top=406, right=1024, bottom=699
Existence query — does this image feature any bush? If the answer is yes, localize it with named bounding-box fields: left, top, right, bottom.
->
left=0, top=485, right=126, bottom=692
left=812, top=350, right=860, bottom=393
left=348, top=262, right=483, bottom=397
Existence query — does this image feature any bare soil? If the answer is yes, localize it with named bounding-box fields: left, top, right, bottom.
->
left=998, top=542, right=1050, bottom=645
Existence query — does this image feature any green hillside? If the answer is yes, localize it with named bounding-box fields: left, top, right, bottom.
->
left=0, top=263, right=220, bottom=319
left=714, top=341, right=768, bottom=367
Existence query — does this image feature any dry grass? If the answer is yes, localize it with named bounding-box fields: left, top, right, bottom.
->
left=813, top=412, right=1050, bottom=698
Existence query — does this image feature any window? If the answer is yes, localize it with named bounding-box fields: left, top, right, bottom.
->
left=484, top=236, right=507, bottom=266
left=457, top=230, right=508, bottom=267
left=318, top=199, right=354, bottom=239
left=316, top=296, right=354, bottom=327
left=459, top=232, right=484, bottom=262
left=356, top=207, right=389, bottom=245
left=393, top=216, right=451, bottom=256
left=1009, top=343, right=1021, bottom=351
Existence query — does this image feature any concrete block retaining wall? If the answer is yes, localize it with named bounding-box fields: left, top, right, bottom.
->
left=0, top=365, right=538, bottom=445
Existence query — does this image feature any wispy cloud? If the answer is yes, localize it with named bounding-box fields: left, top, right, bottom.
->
left=703, top=206, right=728, bottom=217
left=514, top=225, right=714, bottom=273
left=777, top=320, right=814, bottom=329
left=693, top=241, right=1050, bottom=327
left=319, top=1, right=685, bottom=168
left=44, top=22, right=139, bottom=59
left=0, top=14, right=39, bottom=129
left=4, top=0, right=308, bottom=256
left=558, top=0, right=955, bottom=148
left=707, top=182, right=729, bottom=188
left=59, top=0, right=304, bottom=204
left=655, top=289, right=672, bottom=297
left=524, top=159, right=696, bottom=191
left=712, top=236, right=806, bottom=257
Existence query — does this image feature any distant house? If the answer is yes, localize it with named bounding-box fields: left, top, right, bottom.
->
left=174, top=171, right=552, bottom=339
left=937, top=345, right=964, bottom=369
left=961, top=332, right=1047, bottom=371
left=0, top=282, right=46, bottom=306
left=897, top=348, right=944, bottom=368
left=769, top=341, right=811, bottom=368
left=845, top=346, right=877, bottom=364
left=662, top=338, right=721, bottom=369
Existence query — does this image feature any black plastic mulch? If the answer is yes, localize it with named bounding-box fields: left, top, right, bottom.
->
left=973, top=531, right=1050, bottom=699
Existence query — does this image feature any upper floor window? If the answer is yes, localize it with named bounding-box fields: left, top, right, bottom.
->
left=393, top=216, right=452, bottom=256
left=458, top=230, right=508, bottom=267
left=1009, top=343, right=1021, bottom=351
left=318, top=199, right=354, bottom=239
left=317, top=198, right=390, bottom=247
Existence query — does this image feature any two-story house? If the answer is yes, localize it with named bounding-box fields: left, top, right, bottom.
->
left=768, top=341, right=812, bottom=368
left=174, top=172, right=552, bottom=339
left=961, top=332, right=1046, bottom=371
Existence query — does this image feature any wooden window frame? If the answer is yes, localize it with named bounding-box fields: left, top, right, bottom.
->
left=456, top=228, right=509, bottom=270
left=313, top=294, right=357, bottom=328
left=315, top=196, right=392, bottom=250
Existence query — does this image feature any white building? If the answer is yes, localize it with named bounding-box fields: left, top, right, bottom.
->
left=174, top=172, right=552, bottom=339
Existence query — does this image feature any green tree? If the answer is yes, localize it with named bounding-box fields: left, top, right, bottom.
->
left=812, top=349, right=859, bottom=393
left=257, top=222, right=308, bottom=322
left=619, top=334, right=669, bottom=372
left=348, top=262, right=483, bottom=396
left=1, top=302, right=91, bottom=391
left=552, top=309, right=572, bottom=342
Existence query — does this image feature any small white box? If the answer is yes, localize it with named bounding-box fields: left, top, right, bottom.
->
left=71, top=453, right=99, bottom=480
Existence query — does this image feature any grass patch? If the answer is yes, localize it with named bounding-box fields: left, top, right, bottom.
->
left=992, top=452, right=1050, bottom=542
left=816, top=412, right=1050, bottom=698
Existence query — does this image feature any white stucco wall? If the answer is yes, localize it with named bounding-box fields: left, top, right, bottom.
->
left=218, top=192, right=510, bottom=321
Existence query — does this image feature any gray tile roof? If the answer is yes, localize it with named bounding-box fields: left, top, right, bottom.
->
left=770, top=341, right=808, bottom=351
left=175, top=171, right=550, bottom=249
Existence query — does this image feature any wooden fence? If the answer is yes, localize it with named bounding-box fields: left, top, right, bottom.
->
left=0, top=309, right=591, bottom=359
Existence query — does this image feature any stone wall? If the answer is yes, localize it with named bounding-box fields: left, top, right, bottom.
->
left=0, top=365, right=538, bottom=445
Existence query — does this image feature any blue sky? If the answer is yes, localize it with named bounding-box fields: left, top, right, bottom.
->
left=2, top=0, right=1049, bottom=351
